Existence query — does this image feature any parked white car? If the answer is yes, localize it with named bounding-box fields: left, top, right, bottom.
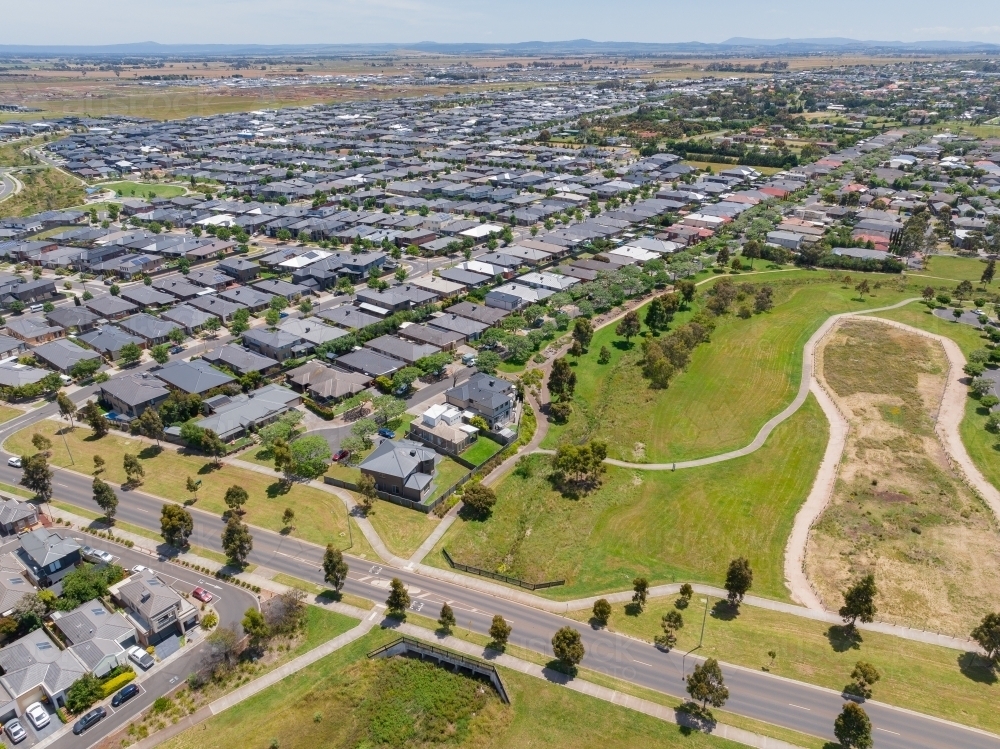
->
left=6, top=457, right=21, bottom=468
left=24, top=702, right=49, bottom=730
left=127, top=646, right=154, bottom=670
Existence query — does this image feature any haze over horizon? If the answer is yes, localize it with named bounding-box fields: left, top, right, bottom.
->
left=4, top=0, right=1000, bottom=48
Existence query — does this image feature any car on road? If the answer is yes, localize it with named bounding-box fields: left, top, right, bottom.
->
left=111, top=683, right=139, bottom=708
left=332, top=449, right=350, bottom=462
left=127, top=645, right=154, bottom=670
left=6, top=457, right=21, bottom=468
left=24, top=702, right=49, bottom=730
left=462, top=353, right=477, bottom=366
left=377, top=428, right=395, bottom=439
left=81, top=546, right=114, bottom=565
left=72, top=707, right=106, bottom=735
left=191, top=587, right=213, bottom=603
left=4, top=719, right=26, bottom=744
left=131, top=565, right=148, bottom=574
left=170, top=345, right=183, bottom=354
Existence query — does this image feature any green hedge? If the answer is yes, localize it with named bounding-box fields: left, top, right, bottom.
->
left=101, top=670, right=136, bottom=698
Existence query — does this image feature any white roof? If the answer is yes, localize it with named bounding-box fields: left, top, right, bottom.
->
left=278, top=250, right=332, bottom=269
left=459, top=223, right=503, bottom=239
left=609, top=246, right=659, bottom=262
left=196, top=214, right=237, bottom=227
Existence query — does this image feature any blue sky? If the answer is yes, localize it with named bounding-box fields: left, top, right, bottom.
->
left=5, top=0, right=1000, bottom=46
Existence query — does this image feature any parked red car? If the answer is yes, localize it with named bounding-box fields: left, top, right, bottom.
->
left=191, top=587, right=213, bottom=603
left=332, top=449, right=350, bottom=462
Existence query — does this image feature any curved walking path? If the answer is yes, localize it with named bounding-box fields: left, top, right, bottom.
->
left=550, top=298, right=922, bottom=471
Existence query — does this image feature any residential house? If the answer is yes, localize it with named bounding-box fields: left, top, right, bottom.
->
left=45, top=307, right=99, bottom=333
left=201, top=344, right=279, bottom=376
left=50, top=599, right=137, bottom=677
left=333, top=349, right=403, bottom=378
left=318, top=306, right=382, bottom=331
left=154, top=359, right=236, bottom=396
left=364, top=335, right=440, bottom=364
left=119, top=285, right=176, bottom=308
left=398, top=323, right=463, bottom=351
left=10, top=279, right=57, bottom=305
left=187, top=295, right=248, bottom=322
left=445, top=372, right=515, bottom=428
left=117, top=313, right=182, bottom=346
left=359, top=439, right=439, bottom=502
left=253, top=278, right=310, bottom=302
left=99, top=373, right=170, bottom=417
left=84, top=295, right=139, bottom=321
left=160, top=304, right=219, bottom=334
left=444, top=302, right=508, bottom=326
left=0, top=628, right=88, bottom=717
left=277, top=317, right=349, bottom=350
left=6, top=318, right=64, bottom=345
left=78, top=325, right=145, bottom=360
left=427, top=312, right=488, bottom=342
left=241, top=328, right=308, bottom=362
left=0, top=553, right=32, bottom=617
left=195, top=384, right=301, bottom=441
left=285, top=361, right=370, bottom=402
left=0, top=500, right=37, bottom=537
left=407, top=404, right=477, bottom=455
left=17, top=529, right=81, bottom=588
left=216, top=286, right=273, bottom=313
left=216, top=257, right=260, bottom=283
left=0, top=361, right=50, bottom=389
left=109, top=571, right=200, bottom=646
left=0, top=334, right=25, bottom=360
left=31, top=338, right=101, bottom=374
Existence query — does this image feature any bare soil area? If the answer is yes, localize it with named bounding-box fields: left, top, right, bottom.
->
left=806, top=318, right=1000, bottom=637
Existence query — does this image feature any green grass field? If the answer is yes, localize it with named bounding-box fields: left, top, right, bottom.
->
left=542, top=272, right=918, bottom=463
left=566, top=594, right=1000, bottom=735
left=7, top=422, right=355, bottom=551
left=429, top=394, right=828, bottom=600
left=158, top=628, right=742, bottom=749
left=96, top=180, right=187, bottom=199
left=460, top=437, right=504, bottom=466
left=910, top=255, right=994, bottom=285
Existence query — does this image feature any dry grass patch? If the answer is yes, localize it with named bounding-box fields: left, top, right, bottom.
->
left=807, top=318, right=1000, bottom=637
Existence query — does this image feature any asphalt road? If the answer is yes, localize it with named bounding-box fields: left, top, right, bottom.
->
left=1, top=453, right=992, bottom=749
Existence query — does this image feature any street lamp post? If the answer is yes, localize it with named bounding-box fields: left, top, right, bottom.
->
left=681, top=597, right=710, bottom=681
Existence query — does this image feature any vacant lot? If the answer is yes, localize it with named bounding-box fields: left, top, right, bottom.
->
left=158, top=628, right=739, bottom=749
left=542, top=273, right=917, bottom=463
left=567, top=594, right=1000, bottom=735
left=872, top=302, right=1000, bottom=492
left=97, top=180, right=187, bottom=199
left=431, top=395, right=827, bottom=600
left=7, top=421, right=354, bottom=550
left=0, top=168, right=85, bottom=218
left=807, top=318, right=1000, bottom=637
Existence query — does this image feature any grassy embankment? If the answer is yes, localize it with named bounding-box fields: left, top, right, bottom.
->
left=6, top=422, right=376, bottom=558
left=541, top=272, right=921, bottom=463
left=0, top=168, right=85, bottom=218
left=157, top=627, right=744, bottom=749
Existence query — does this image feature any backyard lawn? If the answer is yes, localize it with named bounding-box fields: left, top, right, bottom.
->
left=158, top=628, right=742, bottom=749
left=541, top=272, right=920, bottom=463
left=566, top=594, right=1000, bottom=736
left=459, top=437, right=503, bottom=466
left=6, top=421, right=353, bottom=549
left=97, top=180, right=187, bottom=199
left=426, top=455, right=470, bottom=503
left=430, top=394, right=828, bottom=600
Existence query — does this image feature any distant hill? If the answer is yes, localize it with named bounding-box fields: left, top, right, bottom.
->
left=0, top=37, right=998, bottom=58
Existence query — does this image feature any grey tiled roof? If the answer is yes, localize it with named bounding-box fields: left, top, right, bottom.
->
left=85, top=295, right=139, bottom=317
left=154, top=359, right=235, bottom=395
left=100, top=372, right=170, bottom=407
left=31, top=338, right=101, bottom=371
left=51, top=599, right=135, bottom=646
left=78, top=325, right=144, bottom=355
left=116, top=572, right=181, bottom=619
left=0, top=628, right=87, bottom=697
left=0, top=552, right=31, bottom=616
left=360, top=438, right=437, bottom=481
left=160, top=304, right=218, bottom=330
left=202, top=344, right=278, bottom=374
left=19, top=529, right=80, bottom=568
left=118, top=313, right=182, bottom=342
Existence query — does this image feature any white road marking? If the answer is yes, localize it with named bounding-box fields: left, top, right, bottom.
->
left=632, top=659, right=652, bottom=667
left=357, top=575, right=372, bottom=582
left=875, top=728, right=900, bottom=736
left=788, top=704, right=811, bottom=711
